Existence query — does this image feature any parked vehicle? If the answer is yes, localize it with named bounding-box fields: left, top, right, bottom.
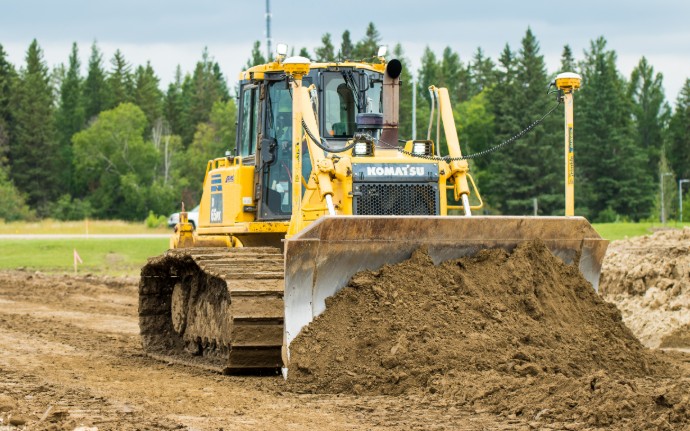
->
left=167, top=205, right=199, bottom=229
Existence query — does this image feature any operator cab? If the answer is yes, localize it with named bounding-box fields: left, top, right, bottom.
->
left=235, top=65, right=385, bottom=221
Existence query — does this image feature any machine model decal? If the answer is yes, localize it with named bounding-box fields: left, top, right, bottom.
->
left=210, top=193, right=223, bottom=223
left=352, top=163, right=439, bottom=182
left=225, top=175, right=234, bottom=183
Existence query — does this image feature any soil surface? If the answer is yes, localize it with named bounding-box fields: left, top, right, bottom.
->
left=0, top=269, right=582, bottom=431
left=1, top=241, right=690, bottom=430
left=288, top=242, right=690, bottom=430
left=601, top=228, right=690, bottom=349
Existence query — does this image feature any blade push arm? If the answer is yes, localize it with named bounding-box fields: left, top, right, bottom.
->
left=433, top=86, right=473, bottom=215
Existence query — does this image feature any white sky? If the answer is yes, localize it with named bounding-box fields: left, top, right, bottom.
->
left=1, top=0, right=688, bottom=103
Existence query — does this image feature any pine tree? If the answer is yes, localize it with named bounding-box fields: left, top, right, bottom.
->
left=469, top=48, right=496, bottom=97
left=298, top=47, right=311, bottom=59
left=577, top=37, right=654, bottom=220
left=315, top=33, right=336, bottom=62
left=106, top=49, right=134, bottom=109
left=628, top=57, right=669, bottom=178
left=133, top=62, right=163, bottom=127
left=83, top=42, right=108, bottom=121
left=165, top=65, right=185, bottom=138
left=340, top=30, right=354, bottom=60
left=0, top=43, right=16, bottom=167
left=560, top=45, right=576, bottom=72
left=182, top=48, right=230, bottom=145
left=483, top=29, right=562, bottom=215
left=417, top=46, right=439, bottom=104
left=55, top=42, right=84, bottom=195
left=439, top=47, right=463, bottom=105
left=246, top=41, right=266, bottom=68
left=353, top=23, right=381, bottom=59
left=668, top=79, right=690, bottom=179
left=9, top=40, right=61, bottom=213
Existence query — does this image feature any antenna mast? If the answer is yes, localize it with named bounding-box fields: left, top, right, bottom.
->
left=266, top=0, right=272, bottom=60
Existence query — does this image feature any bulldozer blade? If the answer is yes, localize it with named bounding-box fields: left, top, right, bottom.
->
left=282, top=215, right=608, bottom=371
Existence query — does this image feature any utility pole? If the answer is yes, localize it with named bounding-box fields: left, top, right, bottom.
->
left=265, top=0, right=272, bottom=60
left=660, top=172, right=673, bottom=224
left=680, top=179, right=689, bottom=224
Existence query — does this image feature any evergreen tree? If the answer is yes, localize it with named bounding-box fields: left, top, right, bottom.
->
left=83, top=42, right=108, bottom=121
left=668, top=79, right=690, bottom=179
left=165, top=65, right=185, bottom=138
left=577, top=37, right=653, bottom=220
left=340, top=30, right=354, bottom=60
left=439, top=47, right=464, bottom=105
left=298, top=47, right=311, bottom=59
left=133, top=61, right=163, bottom=127
left=560, top=45, right=576, bottom=72
left=417, top=46, right=439, bottom=104
left=182, top=48, right=230, bottom=146
left=106, top=49, right=134, bottom=108
left=55, top=42, right=85, bottom=195
left=246, top=41, right=266, bottom=68
left=469, top=48, right=496, bottom=97
left=353, top=22, right=381, bottom=59
left=628, top=57, right=669, bottom=177
left=315, top=33, right=336, bottom=62
left=0, top=44, right=16, bottom=167
left=483, top=29, right=562, bottom=215
left=9, top=40, right=61, bottom=213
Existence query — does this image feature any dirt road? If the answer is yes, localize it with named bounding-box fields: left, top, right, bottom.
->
left=0, top=270, right=539, bottom=431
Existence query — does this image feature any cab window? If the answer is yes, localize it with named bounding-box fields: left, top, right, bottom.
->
left=323, top=74, right=356, bottom=138
left=239, top=85, right=259, bottom=157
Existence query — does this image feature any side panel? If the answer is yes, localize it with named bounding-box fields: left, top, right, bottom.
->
left=198, top=163, right=256, bottom=229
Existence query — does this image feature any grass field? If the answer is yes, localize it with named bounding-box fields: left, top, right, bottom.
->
left=0, top=238, right=169, bottom=275
left=1, top=221, right=687, bottom=274
left=592, top=222, right=688, bottom=241
left=0, top=219, right=169, bottom=235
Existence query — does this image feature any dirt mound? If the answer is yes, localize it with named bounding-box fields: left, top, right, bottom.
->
left=600, top=228, right=690, bottom=348
left=287, top=241, right=688, bottom=428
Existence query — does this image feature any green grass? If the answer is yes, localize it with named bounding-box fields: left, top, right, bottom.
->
left=592, top=222, right=690, bottom=241
left=0, top=238, right=169, bottom=275
left=0, top=219, right=169, bottom=235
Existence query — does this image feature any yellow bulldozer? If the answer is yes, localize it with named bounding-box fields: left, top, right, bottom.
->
left=139, top=45, right=608, bottom=374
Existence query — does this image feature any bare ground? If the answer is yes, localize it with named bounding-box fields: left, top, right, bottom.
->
left=0, top=270, right=557, bottom=431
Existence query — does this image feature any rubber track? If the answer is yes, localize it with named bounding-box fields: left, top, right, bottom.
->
left=138, top=247, right=284, bottom=373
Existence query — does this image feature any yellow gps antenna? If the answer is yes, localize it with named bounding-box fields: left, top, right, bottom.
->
left=555, top=72, right=582, bottom=217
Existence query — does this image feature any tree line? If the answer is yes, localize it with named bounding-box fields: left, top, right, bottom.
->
left=1, top=23, right=689, bottom=222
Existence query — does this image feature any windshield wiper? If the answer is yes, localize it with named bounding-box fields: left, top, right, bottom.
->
left=341, top=70, right=362, bottom=112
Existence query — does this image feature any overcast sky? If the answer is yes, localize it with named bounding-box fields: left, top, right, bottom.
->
left=1, top=0, right=689, bottom=102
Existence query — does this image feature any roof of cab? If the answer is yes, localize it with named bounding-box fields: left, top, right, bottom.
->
left=238, top=60, right=386, bottom=81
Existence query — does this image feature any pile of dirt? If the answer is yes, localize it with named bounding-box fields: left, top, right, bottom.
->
left=600, top=228, right=690, bottom=348
left=287, top=241, right=689, bottom=428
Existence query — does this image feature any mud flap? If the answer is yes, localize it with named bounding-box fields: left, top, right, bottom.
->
left=282, top=215, right=608, bottom=373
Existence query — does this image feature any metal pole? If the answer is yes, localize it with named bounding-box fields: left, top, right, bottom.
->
left=411, top=78, right=416, bottom=140
left=660, top=172, right=672, bottom=224
left=680, top=180, right=683, bottom=224
left=661, top=173, right=665, bottom=224
left=266, top=0, right=272, bottom=61
left=533, top=198, right=538, bottom=216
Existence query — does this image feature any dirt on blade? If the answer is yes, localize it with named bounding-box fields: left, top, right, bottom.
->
left=288, top=241, right=689, bottom=429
